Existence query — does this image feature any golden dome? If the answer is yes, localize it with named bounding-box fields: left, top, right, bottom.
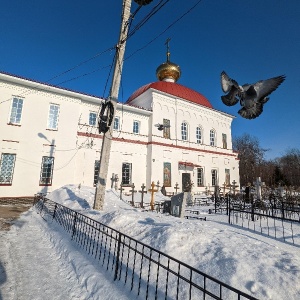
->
left=156, top=38, right=181, bottom=82
left=156, top=61, right=181, bottom=82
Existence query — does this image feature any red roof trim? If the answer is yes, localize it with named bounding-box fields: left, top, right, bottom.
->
left=126, top=81, right=213, bottom=108
left=77, top=132, right=238, bottom=158
left=178, top=161, right=202, bottom=168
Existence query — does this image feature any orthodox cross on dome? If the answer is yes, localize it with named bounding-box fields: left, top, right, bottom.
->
left=165, top=37, right=171, bottom=62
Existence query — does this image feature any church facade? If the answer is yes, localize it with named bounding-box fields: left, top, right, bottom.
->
left=0, top=57, right=239, bottom=199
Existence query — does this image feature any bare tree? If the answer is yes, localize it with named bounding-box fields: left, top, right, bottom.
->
left=277, top=148, right=300, bottom=188
left=233, top=134, right=268, bottom=186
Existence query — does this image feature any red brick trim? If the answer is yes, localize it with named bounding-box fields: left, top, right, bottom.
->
left=7, top=123, right=21, bottom=127
left=77, top=131, right=238, bottom=158
left=2, top=139, right=19, bottom=143
left=0, top=184, right=12, bottom=186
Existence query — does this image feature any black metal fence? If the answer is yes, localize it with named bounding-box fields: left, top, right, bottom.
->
left=33, top=196, right=257, bottom=300
left=229, top=208, right=300, bottom=246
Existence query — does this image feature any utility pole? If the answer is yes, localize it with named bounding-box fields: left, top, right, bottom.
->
left=93, top=0, right=153, bottom=210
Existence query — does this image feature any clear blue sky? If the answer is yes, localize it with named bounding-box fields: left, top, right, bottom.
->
left=1, top=0, right=299, bottom=159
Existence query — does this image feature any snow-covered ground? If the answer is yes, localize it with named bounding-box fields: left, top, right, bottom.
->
left=1, top=184, right=300, bottom=299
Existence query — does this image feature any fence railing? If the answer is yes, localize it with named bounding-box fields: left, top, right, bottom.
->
left=33, top=196, right=257, bottom=300
left=229, top=208, right=300, bottom=246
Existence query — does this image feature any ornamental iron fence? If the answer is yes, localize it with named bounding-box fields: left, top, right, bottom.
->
left=33, top=195, right=257, bottom=300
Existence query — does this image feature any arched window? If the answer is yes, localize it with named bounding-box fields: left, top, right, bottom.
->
left=210, top=129, right=216, bottom=146
left=181, top=122, right=188, bottom=141
left=196, top=126, right=202, bottom=144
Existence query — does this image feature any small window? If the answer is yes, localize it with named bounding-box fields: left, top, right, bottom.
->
left=114, top=117, right=120, bottom=130
left=9, top=97, right=23, bottom=124
left=163, top=119, right=170, bottom=139
left=197, top=168, right=204, bottom=187
left=40, top=156, right=54, bottom=185
left=210, top=129, right=216, bottom=146
left=47, top=104, right=60, bottom=130
left=122, top=162, right=132, bottom=185
left=222, top=133, right=227, bottom=149
left=0, top=153, right=16, bottom=185
left=89, top=112, right=97, bottom=126
left=133, top=120, right=139, bottom=134
left=94, top=160, right=100, bottom=185
left=211, top=169, right=218, bottom=186
left=181, top=122, right=188, bottom=141
left=225, top=169, right=230, bottom=186
left=196, top=126, right=202, bottom=144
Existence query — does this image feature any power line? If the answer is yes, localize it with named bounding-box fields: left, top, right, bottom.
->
left=125, top=0, right=203, bottom=61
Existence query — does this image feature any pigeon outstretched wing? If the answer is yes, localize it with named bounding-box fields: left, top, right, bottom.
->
left=220, top=71, right=240, bottom=106
left=238, top=75, right=286, bottom=119
left=245, top=75, right=286, bottom=102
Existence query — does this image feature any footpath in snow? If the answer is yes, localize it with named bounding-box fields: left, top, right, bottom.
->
left=0, top=184, right=300, bottom=300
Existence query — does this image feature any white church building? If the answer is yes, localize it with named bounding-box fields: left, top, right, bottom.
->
left=0, top=54, right=239, bottom=199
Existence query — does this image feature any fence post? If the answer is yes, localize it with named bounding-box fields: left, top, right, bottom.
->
left=114, top=232, right=122, bottom=281
left=281, top=201, right=285, bottom=219
left=52, top=203, right=57, bottom=220
left=214, top=194, right=217, bottom=213
left=71, top=212, right=78, bottom=240
left=251, top=194, right=254, bottom=222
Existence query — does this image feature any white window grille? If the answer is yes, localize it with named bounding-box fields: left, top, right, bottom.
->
left=122, top=162, right=132, bottom=185
left=40, top=156, right=54, bottom=185
left=9, top=97, right=23, bottom=124
left=210, top=130, right=216, bottom=146
left=94, top=160, right=100, bottom=185
left=133, top=120, right=139, bottom=134
left=47, top=104, right=60, bottom=130
left=0, top=153, right=16, bottom=184
left=211, top=169, right=218, bottom=186
left=181, top=122, right=188, bottom=141
left=196, top=126, right=202, bottom=144
left=114, top=117, right=120, bottom=130
left=89, top=112, right=97, bottom=126
left=197, top=168, right=204, bottom=187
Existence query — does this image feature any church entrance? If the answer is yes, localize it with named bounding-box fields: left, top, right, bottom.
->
left=182, top=173, right=191, bottom=192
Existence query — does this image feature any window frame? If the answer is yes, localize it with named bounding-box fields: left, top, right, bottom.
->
left=0, top=153, right=16, bottom=185
left=222, top=133, right=227, bottom=149
left=210, top=129, right=216, bottom=147
left=47, top=103, right=60, bottom=130
left=114, top=116, right=120, bottom=131
left=94, top=160, right=100, bottom=186
left=196, top=126, right=202, bottom=144
left=163, top=118, right=171, bottom=139
left=133, top=120, right=140, bottom=134
left=181, top=122, right=188, bottom=141
left=197, top=167, right=204, bottom=187
left=225, top=168, right=230, bottom=186
left=122, top=162, right=132, bottom=185
left=211, top=169, right=218, bottom=186
left=9, top=97, right=24, bottom=125
left=89, top=111, right=97, bottom=126
left=39, top=156, right=55, bottom=186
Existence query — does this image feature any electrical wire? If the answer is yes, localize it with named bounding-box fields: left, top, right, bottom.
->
left=0, top=1, right=202, bottom=108
left=125, top=0, right=203, bottom=61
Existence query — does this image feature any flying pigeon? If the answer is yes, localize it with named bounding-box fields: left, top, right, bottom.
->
left=155, top=124, right=170, bottom=131
left=220, top=71, right=286, bottom=119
